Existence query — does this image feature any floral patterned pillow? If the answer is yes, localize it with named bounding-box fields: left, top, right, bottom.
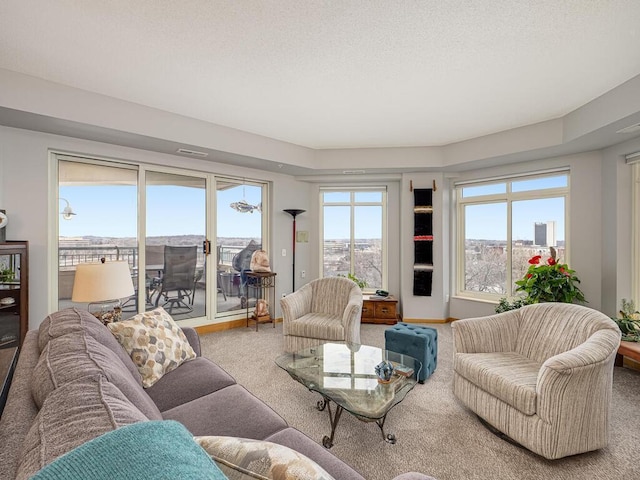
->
left=195, top=436, right=335, bottom=480
left=108, top=307, right=196, bottom=388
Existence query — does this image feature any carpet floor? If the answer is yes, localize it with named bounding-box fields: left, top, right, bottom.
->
left=199, top=322, right=640, bottom=480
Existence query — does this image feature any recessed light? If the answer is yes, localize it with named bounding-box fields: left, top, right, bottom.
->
left=616, top=123, right=640, bottom=134
left=343, top=170, right=366, bottom=174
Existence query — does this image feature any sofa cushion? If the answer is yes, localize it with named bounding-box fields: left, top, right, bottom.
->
left=31, top=421, right=227, bottom=480
left=38, top=308, right=142, bottom=382
left=31, top=331, right=162, bottom=420
left=287, top=313, right=345, bottom=341
left=195, top=435, right=335, bottom=480
left=145, top=357, right=236, bottom=412
left=17, top=375, right=148, bottom=480
left=454, top=352, right=540, bottom=415
left=162, top=384, right=288, bottom=440
left=108, top=307, right=196, bottom=388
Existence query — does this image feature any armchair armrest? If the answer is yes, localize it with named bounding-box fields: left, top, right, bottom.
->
left=341, top=289, right=363, bottom=344
left=451, top=309, right=520, bottom=354
left=181, top=327, right=201, bottom=357
left=280, top=284, right=313, bottom=335
left=536, top=329, right=620, bottom=424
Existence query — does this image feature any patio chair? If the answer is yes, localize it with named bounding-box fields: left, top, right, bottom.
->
left=155, top=245, right=197, bottom=314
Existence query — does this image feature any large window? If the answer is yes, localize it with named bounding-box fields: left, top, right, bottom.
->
left=321, top=188, right=387, bottom=291
left=456, top=171, right=569, bottom=300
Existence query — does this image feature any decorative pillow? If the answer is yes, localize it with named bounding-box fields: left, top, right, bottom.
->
left=31, top=421, right=227, bottom=480
left=108, top=307, right=196, bottom=388
left=195, top=436, right=335, bottom=480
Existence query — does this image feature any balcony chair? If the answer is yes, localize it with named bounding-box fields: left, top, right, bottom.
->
left=280, top=277, right=363, bottom=353
left=154, top=245, right=197, bottom=314
left=452, top=302, right=621, bottom=459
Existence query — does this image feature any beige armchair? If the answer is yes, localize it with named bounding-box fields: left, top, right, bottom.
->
left=452, top=303, right=621, bottom=460
left=280, top=277, right=363, bottom=353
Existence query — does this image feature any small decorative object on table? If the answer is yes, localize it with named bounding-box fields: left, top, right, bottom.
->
left=375, top=360, right=395, bottom=383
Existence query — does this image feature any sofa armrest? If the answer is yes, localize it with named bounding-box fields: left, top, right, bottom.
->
left=181, top=327, right=201, bottom=357
left=451, top=309, right=520, bottom=354
left=280, top=285, right=313, bottom=335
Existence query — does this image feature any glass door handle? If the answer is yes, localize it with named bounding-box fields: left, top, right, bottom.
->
left=203, top=240, right=211, bottom=255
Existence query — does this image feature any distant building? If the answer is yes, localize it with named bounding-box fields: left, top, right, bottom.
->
left=534, top=221, right=556, bottom=247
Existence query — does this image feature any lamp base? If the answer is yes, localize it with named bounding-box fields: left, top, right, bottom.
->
left=88, top=300, right=123, bottom=325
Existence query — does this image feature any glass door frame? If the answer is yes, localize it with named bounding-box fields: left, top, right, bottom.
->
left=50, top=152, right=270, bottom=327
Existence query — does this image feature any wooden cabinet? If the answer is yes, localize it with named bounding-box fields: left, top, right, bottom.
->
left=361, top=295, right=399, bottom=325
left=0, top=241, right=28, bottom=348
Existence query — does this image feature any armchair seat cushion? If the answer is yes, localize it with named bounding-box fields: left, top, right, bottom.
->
left=455, top=352, right=540, bottom=415
left=287, top=313, right=345, bottom=341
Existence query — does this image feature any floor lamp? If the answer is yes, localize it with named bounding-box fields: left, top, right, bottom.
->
left=283, top=209, right=305, bottom=292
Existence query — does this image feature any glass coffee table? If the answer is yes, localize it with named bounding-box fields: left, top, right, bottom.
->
left=275, top=342, right=421, bottom=448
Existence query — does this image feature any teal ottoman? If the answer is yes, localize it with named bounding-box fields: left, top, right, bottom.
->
left=385, top=323, right=437, bottom=383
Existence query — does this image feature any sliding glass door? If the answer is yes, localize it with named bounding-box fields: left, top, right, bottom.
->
left=57, top=160, right=138, bottom=317
left=57, top=156, right=268, bottom=323
left=216, top=178, right=265, bottom=316
left=144, top=171, right=207, bottom=320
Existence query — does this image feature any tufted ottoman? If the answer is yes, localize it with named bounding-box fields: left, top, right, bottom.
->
left=385, top=323, right=437, bottom=383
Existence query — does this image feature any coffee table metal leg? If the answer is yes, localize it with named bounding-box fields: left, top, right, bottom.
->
left=318, top=397, right=343, bottom=449
left=376, top=414, right=396, bottom=444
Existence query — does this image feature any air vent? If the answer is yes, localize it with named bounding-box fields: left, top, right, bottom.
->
left=343, top=169, right=366, bottom=174
left=176, top=148, right=208, bottom=157
left=616, top=123, right=640, bottom=134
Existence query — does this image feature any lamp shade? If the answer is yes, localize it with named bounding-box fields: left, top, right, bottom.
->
left=72, top=261, right=135, bottom=303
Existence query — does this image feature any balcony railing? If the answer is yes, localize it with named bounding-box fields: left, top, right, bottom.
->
left=58, top=244, right=244, bottom=270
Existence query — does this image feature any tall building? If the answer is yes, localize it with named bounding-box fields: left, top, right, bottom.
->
left=534, top=221, right=557, bottom=247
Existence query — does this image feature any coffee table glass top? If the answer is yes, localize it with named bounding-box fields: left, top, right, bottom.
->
left=275, top=342, right=420, bottom=421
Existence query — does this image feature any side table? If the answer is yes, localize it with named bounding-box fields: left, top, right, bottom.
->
left=245, top=272, right=277, bottom=331
left=361, top=295, right=399, bottom=325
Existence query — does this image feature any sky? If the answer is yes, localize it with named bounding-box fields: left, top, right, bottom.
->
left=59, top=183, right=263, bottom=239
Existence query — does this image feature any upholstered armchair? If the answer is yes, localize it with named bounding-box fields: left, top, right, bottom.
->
left=452, top=303, right=621, bottom=460
left=280, top=277, right=363, bottom=353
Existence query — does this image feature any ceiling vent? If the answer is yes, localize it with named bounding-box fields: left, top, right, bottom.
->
left=343, top=169, right=366, bottom=174
left=176, top=148, right=208, bottom=157
left=616, top=123, right=640, bottom=134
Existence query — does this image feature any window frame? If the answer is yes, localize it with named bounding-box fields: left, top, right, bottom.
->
left=455, top=170, right=570, bottom=301
left=319, top=186, right=388, bottom=292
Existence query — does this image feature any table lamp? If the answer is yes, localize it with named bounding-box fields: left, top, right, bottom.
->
left=72, top=258, right=135, bottom=324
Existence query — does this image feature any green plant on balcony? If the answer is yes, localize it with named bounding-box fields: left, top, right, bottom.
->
left=612, top=298, right=640, bottom=343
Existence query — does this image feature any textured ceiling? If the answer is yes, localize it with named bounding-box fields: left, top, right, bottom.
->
left=1, top=1, right=640, bottom=149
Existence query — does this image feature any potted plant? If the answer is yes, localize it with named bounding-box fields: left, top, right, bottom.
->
left=0, top=266, right=14, bottom=283
left=611, top=299, right=640, bottom=342
left=338, top=272, right=368, bottom=289
left=495, top=247, right=586, bottom=312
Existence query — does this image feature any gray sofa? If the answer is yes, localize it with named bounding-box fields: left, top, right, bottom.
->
left=0, top=308, right=432, bottom=479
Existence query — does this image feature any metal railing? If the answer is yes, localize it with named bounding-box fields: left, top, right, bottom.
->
left=58, top=244, right=245, bottom=270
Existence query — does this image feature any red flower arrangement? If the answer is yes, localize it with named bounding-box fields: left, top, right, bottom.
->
left=514, top=247, right=586, bottom=304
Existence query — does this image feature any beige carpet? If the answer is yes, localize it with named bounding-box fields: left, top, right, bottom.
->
left=199, top=322, right=640, bottom=480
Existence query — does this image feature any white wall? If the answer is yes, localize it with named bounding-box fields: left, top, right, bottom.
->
left=601, top=136, right=640, bottom=316
left=0, top=125, right=308, bottom=329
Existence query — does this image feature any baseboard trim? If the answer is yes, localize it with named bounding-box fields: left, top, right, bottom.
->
left=402, top=318, right=457, bottom=324
left=195, top=317, right=282, bottom=335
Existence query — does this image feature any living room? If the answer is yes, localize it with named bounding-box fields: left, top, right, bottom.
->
left=1, top=2, right=640, bottom=479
